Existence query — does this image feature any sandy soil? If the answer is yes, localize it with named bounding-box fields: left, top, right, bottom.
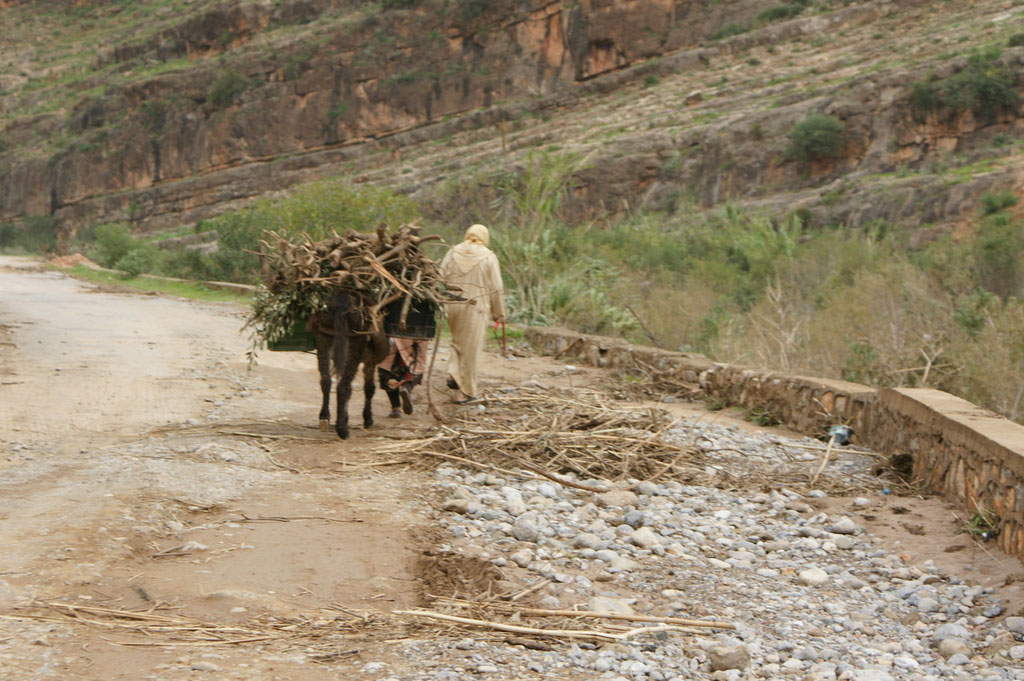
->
left=0, top=255, right=1020, bottom=680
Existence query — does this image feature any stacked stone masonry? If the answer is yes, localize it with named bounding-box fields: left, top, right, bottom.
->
left=525, top=327, right=1024, bottom=563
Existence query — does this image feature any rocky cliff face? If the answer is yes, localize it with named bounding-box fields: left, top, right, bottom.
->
left=1, top=0, right=1022, bottom=238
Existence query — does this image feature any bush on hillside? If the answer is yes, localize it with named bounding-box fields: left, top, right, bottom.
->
left=0, top=223, right=15, bottom=250
left=910, top=80, right=940, bottom=118
left=942, top=49, right=1018, bottom=114
left=954, top=287, right=998, bottom=336
left=141, top=100, right=167, bottom=133
left=247, top=179, right=421, bottom=240
left=975, top=212, right=1024, bottom=299
left=114, top=246, right=159, bottom=278
left=0, top=222, right=53, bottom=253
left=786, top=113, right=844, bottom=162
left=456, top=0, right=492, bottom=26
left=208, top=71, right=253, bottom=107
left=757, top=4, right=804, bottom=23
left=0, top=215, right=61, bottom=254
left=980, top=190, right=1018, bottom=215
left=910, top=48, right=1018, bottom=119
left=88, top=222, right=136, bottom=268
left=133, top=180, right=421, bottom=285
left=952, top=296, right=1024, bottom=421
left=1007, top=33, right=1024, bottom=48
left=710, top=23, right=749, bottom=40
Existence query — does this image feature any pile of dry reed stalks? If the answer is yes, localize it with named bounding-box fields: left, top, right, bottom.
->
left=603, top=360, right=702, bottom=402
left=374, top=385, right=909, bottom=497
left=15, top=601, right=391, bottom=660
left=375, top=387, right=707, bottom=486
left=393, top=595, right=736, bottom=644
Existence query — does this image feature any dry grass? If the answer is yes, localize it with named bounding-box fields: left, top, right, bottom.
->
left=375, top=387, right=708, bottom=486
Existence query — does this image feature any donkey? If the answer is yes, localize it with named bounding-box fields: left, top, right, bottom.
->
left=310, top=289, right=390, bottom=439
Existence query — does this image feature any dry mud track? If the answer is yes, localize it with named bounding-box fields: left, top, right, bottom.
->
left=0, top=256, right=1021, bottom=680
left=0, top=256, right=447, bottom=679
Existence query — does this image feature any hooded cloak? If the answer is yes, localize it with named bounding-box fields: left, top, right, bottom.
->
left=440, top=224, right=507, bottom=398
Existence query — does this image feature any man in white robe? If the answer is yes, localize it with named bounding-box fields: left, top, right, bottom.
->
left=440, top=224, right=507, bottom=403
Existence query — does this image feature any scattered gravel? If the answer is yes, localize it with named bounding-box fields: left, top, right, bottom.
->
left=419, top=418, right=1024, bottom=681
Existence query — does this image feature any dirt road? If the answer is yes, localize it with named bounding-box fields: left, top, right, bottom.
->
left=0, top=257, right=453, bottom=679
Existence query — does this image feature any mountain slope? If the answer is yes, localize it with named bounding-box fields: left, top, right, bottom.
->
left=1, top=0, right=1021, bottom=241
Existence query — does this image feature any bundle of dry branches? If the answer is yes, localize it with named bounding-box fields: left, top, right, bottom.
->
left=376, top=388, right=707, bottom=484
left=247, top=222, right=461, bottom=349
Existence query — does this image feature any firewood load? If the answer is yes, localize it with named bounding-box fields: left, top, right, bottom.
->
left=244, top=223, right=460, bottom=354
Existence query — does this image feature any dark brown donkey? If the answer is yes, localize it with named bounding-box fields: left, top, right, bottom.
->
left=309, top=289, right=390, bottom=439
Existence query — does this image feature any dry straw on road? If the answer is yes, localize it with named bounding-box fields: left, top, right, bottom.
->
left=375, top=387, right=707, bottom=486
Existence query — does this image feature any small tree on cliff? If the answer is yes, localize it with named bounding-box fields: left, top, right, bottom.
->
left=786, top=113, right=845, bottom=164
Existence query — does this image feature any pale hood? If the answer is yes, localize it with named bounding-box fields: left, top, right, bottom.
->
left=446, top=240, right=492, bottom=273
left=465, top=223, right=490, bottom=247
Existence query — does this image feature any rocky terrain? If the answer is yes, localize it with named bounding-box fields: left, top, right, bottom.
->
left=416, top=453, right=1024, bottom=681
left=1, top=0, right=1022, bottom=240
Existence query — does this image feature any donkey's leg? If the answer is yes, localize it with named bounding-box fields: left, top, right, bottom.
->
left=362, top=345, right=377, bottom=429
left=334, top=335, right=357, bottom=440
left=315, top=332, right=332, bottom=432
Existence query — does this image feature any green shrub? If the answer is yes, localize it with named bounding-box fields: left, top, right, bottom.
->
left=747, top=405, right=782, bottom=426
left=114, top=247, right=159, bottom=278
left=1007, top=33, right=1024, bottom=48
left=141, top=100, right=167, bottom=133
left=249, top=179, right=420, bottom=240
left=382, top=0, right=422, bottom=7
left=710, top=23, right=749, bottom=40
left=0, top=215, right=61, bottom=254
left=208, top=71, right=253, bottom=107
left=156, top=247, right=212, bottom=281
left=842, top=341, right=882, bottom=384
left=910, top=80, right=940, bottom=117
left=88, top=222, right=136, bottom=268
left=943, top=49, right=1018, bottom=114
left=0, top=223, right=16, bottom=249
left=975, top=212, right=1024, bottom=299
left=149, top=180, right=420, bottom=284
left=328, top=103, right=349, bottom=124
left=991, top=133, right=1011, bottom=148
left=954, top=288, right=998, bottom=336
left=980, top=190, right=1018, bottom=215
left=456, top=0, right=492, bottom=25
left=757, top=4, right=804, bottom=23
left=205, top=214, right=267, bottom=283
left=786, top=113, right=845, bottom=162
left=282, top=49, right=316, bottom=81
left=911, top=48, right=1018, bottom=118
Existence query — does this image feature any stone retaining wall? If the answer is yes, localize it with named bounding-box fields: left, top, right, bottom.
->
left=525, top=327, right=1024, bottom=563
left=868, top=389, right=1024, bottom=560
